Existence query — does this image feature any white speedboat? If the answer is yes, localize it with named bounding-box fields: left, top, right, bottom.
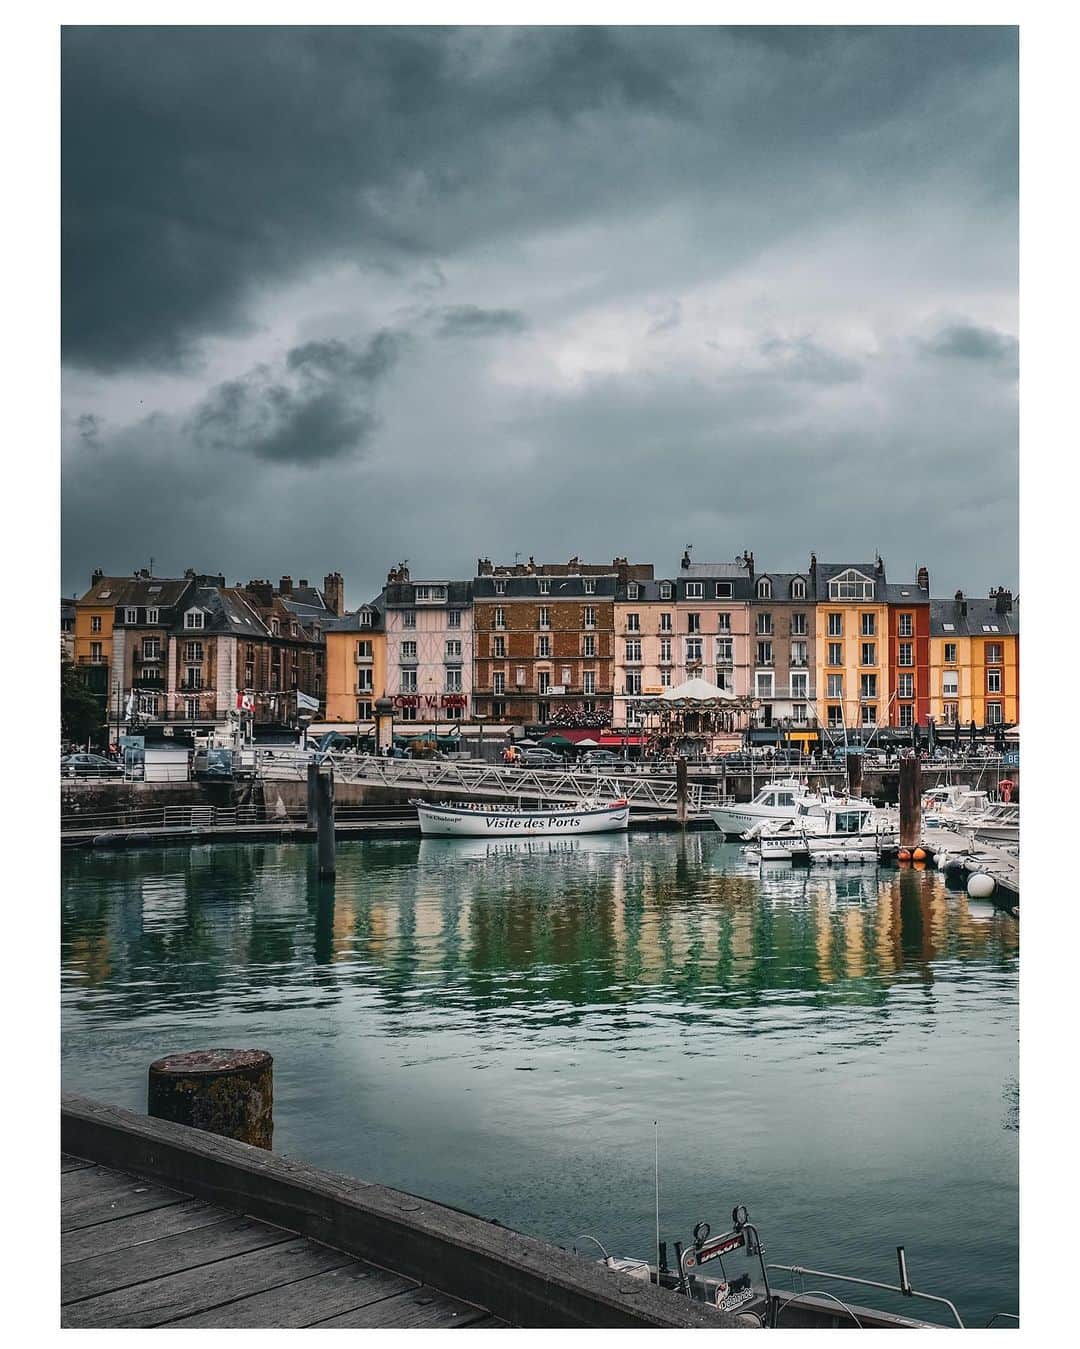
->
left=709, top=780, right=814, bottom=836
left=800, top=802, right=886, bottom=864
left=412, top=798, right=630, bottom=837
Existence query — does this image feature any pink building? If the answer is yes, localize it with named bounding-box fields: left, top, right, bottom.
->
left=381, top=566, right=473, bottom=726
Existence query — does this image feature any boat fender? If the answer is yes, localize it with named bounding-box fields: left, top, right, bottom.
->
left=999, top=779, right=1015, bottom=803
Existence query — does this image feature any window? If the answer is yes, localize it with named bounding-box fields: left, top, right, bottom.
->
left=539, top=579, right=550, bottom=595
left=356, top=700, right=373, bottom=721
left=715, top=582, right=733, bottom=598
left=715, top=637, right=732, bottom=664
left=829, top=569, right=875, bottom=600
left=828, top=612, right=843, bottom=636
left=399, top=705, right=417, bottom=721
left=861, top=642, right=876, bottom=667
left=185, top=667, right=202, bottom=690
left=138, top=693, right=158, bottom=716
left=987, top=668, right=1002, bottom=693
left=577, top=578, right=595, bottom=595
left=625, top=639, right=642, bottom=663
left=944, top=642, right=958, bottom=664
left=898, top=673, right=914, bottom=698
left=756, top=671, right=774, bottom=698
left=494, top=579, right=506, bottom=595
left=125, top=607, right=138, bottom=624
left=756, top=640, right=773, bottom=666
left=756, top=613, right=773, bottom=635
left=356, top=668, right=374, bottom=692
left=537, top=635, right=550, bottom=657
left=899, top=642, right=913, bottom=666
left=270, top=618, right=280, bottom=636
left=583, top=606, right=596, bottom=629
left=493, top=635, right=505, bottom=658
left=448, top=609, right=462, bottom=628
left=790, top=671, right=809, bottom=699
left=827, top=674, right=843, bottom=699
left=355, top=640, right=373, bottom=660
left=659, top=582, right=673, bottom=600
left=861, top=704, right=877, bottom=726
left=791, top=640, right=808, bottom=667
left=583, top=671, right=596, bottom=694
left=687, top=612, right=701, bottom=634
left=561, top=666, right=572, bottom=685
left=446, top=669, right=463, bottom=693
left=861, top=613, right=876, bottom=637
left=627, top=583, right=639, bottom=600
left=142, top=637, right=160, bottom=660
left=827, top=705, right=843, bottom=727
left=246, top=664, right=254, bottom=686
left=583, top=634, right=596, bottom=657
left=185, top=698, right=200, bottom=721
left=686, top=582, right=703, bottom=599
left=791, top=578, right=806, bottom=599
left=791, top=612, right=807, bottom=636
left=899, top=704, right=914, bottom=727
left=445, top=639, right=462, bottom=659
left=515, top=667, right=527, bottom=686
left=860, top=673, right=877, bottom=699
left=146, top=608, right=159, bottom=625
left=660, top=637, right=672, bottom=663
left=659, top=612, right=672, bottom=632
left=401, top=669, right=417, bottom=693
left=539, top=607, right=550, bottom=629
left=493, top=672, right=505, bottom=694
left=986, top=702, right=1003, bottom=724
left=401, top=641, right=417, bottom=660
left=757, top=578, right=772, bottom=599
left=827, top=642, right=843, bottom=666
left=183, top=641, right=202, bottom=662
left=792, top=703, right=808, bottom=723
left=494, top=607, right=506, bottom=629
left=415, top=584, right=447, bottom=604
left=492, top=700, right=506, bottom=719
left=899, top=613, right=913, bottom=637
left=445, top=703, right=464, bottom=720
left=90, top=615, right=102, bottom=633
left=717, top=612, right=731, bottom=632
left=943, top=703, right=958, bottom=724
left=402, top=611, right=416, bottom=628
left=986, top=643, right=1003, bottom=664
left=537, top=702, right=550, bottom=724
left=686, top=638, right=703, bottom=664
left=184, top=610, right=204, bottom=630
left=626, top=612, right=640, bottom=632
left=359, top=609, right=373, bottom=628
left=625, top=671, right=642, bottom=695
left=660, top=669, right=673, bottom=687
left=943, top=671, right=959, bottom=697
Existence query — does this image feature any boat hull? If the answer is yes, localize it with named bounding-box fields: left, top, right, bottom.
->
left=414, top=800, right=630, bottom=837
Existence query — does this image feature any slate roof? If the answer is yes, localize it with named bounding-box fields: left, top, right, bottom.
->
left=384, top=580, right=473, bottom=606
left=326, top=597, right=386, bottom=632
left=615, top=579, right=678, bottom=602
left=930, top=597, right=1019, bottom=637
left=472, top=575, right=615, bottom=599
left=681, top=560, right=752, bottom=578
left=176, top=586, right=270, bottom=637
left=882, top=582, right=930, bottom=605
left=77, top=576, right=139, bottom=606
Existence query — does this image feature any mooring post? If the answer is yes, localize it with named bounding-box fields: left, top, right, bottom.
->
left=676, top=756, right=688, bottom=827
left=846, top=752, right=863, bottom=798
left=316, top=764, right=336, bottom=877
left=306, top=761, right=318, bottom=826
left=147, top=1048, right=273, bottom=1149
left=899, top=753, right=922, bottom=849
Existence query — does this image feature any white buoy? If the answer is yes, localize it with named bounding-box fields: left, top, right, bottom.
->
left=967, top=872, right=996, bottom=899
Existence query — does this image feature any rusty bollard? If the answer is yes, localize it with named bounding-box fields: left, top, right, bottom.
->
left=148, top=1049, right=273, bottom=1149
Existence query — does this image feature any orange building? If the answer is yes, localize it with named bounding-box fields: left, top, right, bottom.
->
left=929, top=589, right=1019, bottom=728
left=324, top=600, right=386, bottom=727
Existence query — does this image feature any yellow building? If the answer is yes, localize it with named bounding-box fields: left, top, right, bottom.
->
left=73, top=572, right=135, bottom=671
left=324, top=601, right=386, bottom=726
left=811, top=560, right=890, bottom=736
left=929, top=590, right=1019, bottom=727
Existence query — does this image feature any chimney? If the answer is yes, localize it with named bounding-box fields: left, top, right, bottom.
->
left=917, top=565, right=930, bottom=592
left=279, top=575, right=293, bottom=596
left=875, top=554, right=885, bottom=578
left=993, top=586, right=1013, bottom=614
left=681, top=549, right=691, bottom=570
left=91, top=568, right=104, bottom=586
left=246, top=579, right=274, bottom=608
left=298, top=579, right=308, bottom=589
left=955, top=589, right=967, bottom=617
left=323, top=571, right=344, bottom=616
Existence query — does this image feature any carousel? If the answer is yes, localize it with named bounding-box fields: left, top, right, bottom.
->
left=633, top=677, right=760, bottom=758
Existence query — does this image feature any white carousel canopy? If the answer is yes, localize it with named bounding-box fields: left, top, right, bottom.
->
left=660, top=677, right=737, bottom=702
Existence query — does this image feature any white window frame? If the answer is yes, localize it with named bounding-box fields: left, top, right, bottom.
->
left=659, top=582, right=673, bottom=600
left=987, top=668, right=1002, bottom=693
left=125, top=607, right=138, bottom=624
left=790, top=671, right=809, bottom=699
left=582, top=634, right=596, bottom=657
left=627, top=583, right=639, bottom=600
left=538, top=579, right=550, bottom=595
left=626, top=612, right=640, bottom=632
left=791, top=578, right=806, bottom=599
left=829, top=569, right=875, bottom=600
left=942, top=671, right=959, bottom=697
left=757, top=578, right=772, bottom=599
left=583, top=579, right=596, bottom=594
left=685, top=581, right=703, bottom=599
left=583, top=671, right=596, bottom=694
left=714, top=582, right=733, bottom=598
left=583, top=606, right=596, bottom=629
left=184, top=610, right=204, bottom=630
left=539, top=606, right=550, bottom=629
left=898, top=613, right=913, bottom=637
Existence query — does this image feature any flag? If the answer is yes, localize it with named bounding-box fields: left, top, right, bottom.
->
left=236, top=692, right=255, bottom=711
left=296, top=690, right=320, bottom=712
left=124, top=691, right=135, bottom=721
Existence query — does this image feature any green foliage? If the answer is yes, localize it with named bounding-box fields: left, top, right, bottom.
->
left=61, top=660, right=105, bottom=746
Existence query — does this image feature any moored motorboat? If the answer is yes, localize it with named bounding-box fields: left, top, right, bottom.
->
left=412, top=797, right=630, bottom=837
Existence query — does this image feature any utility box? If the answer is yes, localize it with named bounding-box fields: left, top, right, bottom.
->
left=144, top=747, right=191, bottom=782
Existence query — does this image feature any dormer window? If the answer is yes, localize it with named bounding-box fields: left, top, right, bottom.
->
left=627, top=583, right=639, bottom=600
left=146, top=608, right=159, bottom=624
left=270, top=618, right=280, bottom=636
left=359, top=610, right=373, bottom=628
left=829, top=569, right=875, bottom=600
left=757, top=578, right=772, bottom=599
left=790, top=578, right=806, bottom=599
left=659, top=582, right=673, bottom=600
left=184, top=609, right=204, bottom=630
left=494, top=579, right=506, bottom=595
left=538, top=579, right=550, bottom=595
left=583, top=579, right=596, bottom=594
left=124, top=607, right=138, bottom=624
left=715, top=582, right=733, bottom=598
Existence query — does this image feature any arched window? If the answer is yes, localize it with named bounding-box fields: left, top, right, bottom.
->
left=791, top=577, right=806, bottom=599
left=757, top=577, right=772, bottom=599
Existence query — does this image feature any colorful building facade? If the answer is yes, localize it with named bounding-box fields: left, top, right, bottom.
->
left=929, top=589, right=1019, bottom=727
left=324, top=601, right=386, bottom=725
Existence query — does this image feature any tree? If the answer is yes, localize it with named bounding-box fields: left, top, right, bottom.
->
left=61, top=661, right=105, bottom=746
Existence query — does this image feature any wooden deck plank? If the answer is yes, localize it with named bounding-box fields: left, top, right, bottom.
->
left=61, top=1237, right=354, bottom=1328
left=62, top=1153, right=94, bottom=1172
left=313, top=1287, right=494, bottom=1329
left=62, top=1199, right=222, bottom=1265
left=63, top=1215, right=293, bottom=1304
left=167, top=1262, right=417, bottom=1327
left=62, top=1169, right=187, bottom=1232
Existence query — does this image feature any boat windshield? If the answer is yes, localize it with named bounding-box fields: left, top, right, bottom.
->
left=835, top=810, right=870, bottom=834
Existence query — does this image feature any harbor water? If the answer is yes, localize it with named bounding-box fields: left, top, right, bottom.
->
left=61, top=832, right=1019, bottom=1326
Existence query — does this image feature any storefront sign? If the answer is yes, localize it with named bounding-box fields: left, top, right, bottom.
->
left=392, top=693, right=468, bottom=710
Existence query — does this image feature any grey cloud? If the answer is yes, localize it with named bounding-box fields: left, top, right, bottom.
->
left=647, top=301, right=682, bottom=336
left=77, top=413, right=103, bottom=446
left=757, top=335, right=862, bottom=385
left=919, top=323, right=1018, bottom=370
left=433, top=306, right=528, bottom=339
left=190, top=330, right=404, bottom=465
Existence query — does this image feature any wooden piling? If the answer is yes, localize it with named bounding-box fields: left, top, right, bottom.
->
left=676, top=757, right=688, bottom=827
left=147, top=1049, right=273, bottom=1149
left=846, top=752, right=863, bottom=798
left=306, top=762, right=318, bottom=827
left=316, top=766, right=336, bottom=877
left=899, top=754, right=922, bottom=849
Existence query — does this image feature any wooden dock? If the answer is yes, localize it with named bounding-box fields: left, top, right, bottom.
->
left=61, top=1096, right=735, bottom=1330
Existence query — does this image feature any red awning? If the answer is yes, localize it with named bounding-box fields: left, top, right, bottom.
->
left=598, top=734, right=644, bottom=746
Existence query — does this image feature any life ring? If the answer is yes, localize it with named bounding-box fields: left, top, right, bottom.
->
left=999, top=779, right=1015, bottom=803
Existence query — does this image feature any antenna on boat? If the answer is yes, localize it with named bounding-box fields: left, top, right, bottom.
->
left=654, top=1120, right=661, bottom=1287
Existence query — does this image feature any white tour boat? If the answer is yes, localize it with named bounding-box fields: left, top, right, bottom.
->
left=412, top=797, right=630, bottom=837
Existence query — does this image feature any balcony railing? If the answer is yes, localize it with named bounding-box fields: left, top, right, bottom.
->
left=78, top=655, right=108, bottom=664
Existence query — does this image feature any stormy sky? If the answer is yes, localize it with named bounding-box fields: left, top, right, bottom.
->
left=61, top=25, right=1018, bottom=606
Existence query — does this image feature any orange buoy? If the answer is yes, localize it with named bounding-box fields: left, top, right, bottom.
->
left=913, top=847, right=927, bottom=861
left=898, top=848, right=911, bottom=862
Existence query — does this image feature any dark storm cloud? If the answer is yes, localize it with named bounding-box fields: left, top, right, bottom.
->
left=433, top=306, right=529, bottom=338
left=919, top=323, right=1019, bottom=370
left=190, top=330, right=404, bottom=465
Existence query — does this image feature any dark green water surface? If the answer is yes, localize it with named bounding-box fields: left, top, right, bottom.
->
left=61, top=832, right=1018, bottom=1326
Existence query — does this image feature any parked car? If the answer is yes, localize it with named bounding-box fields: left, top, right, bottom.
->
left=516, top=747, right=565, bottom=767
left=580, top=749, right=630, bottom=770
left=61, top=753, right=123, bottom=778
